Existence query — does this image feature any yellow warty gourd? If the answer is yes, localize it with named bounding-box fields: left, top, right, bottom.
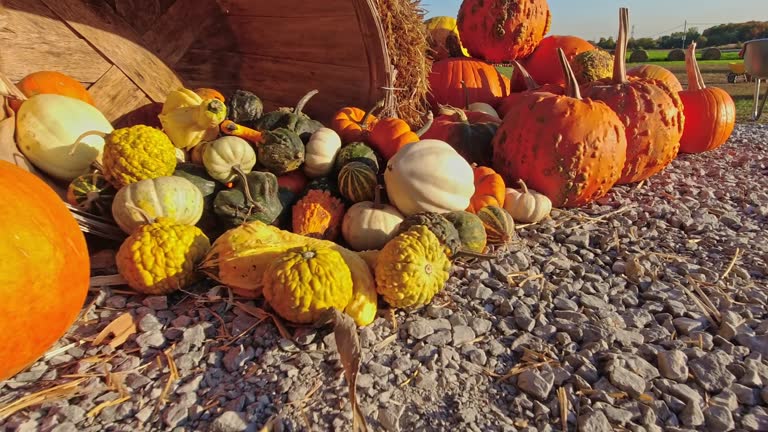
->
left=375, top=225, right=451, bottom=309
left=263, top=246, right=353, bottom=324
left=198, top=221, right=378, bottom=326
left=101, top=125, right=178, bottom=189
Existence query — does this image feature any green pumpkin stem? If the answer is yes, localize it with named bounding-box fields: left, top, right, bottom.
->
left=612, top=7, right=629, bottom=84
left=294, top=89, right=319, bottom=116
left=558, top=48, right=582, bottom=100
left=69, top=130, right=108, bottom=156
left=511, top=61, right=539, bottom=91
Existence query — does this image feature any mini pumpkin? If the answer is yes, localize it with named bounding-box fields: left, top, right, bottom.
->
left=504, top=179, right=552, bottom=224
left=304, top=127, right=342, bottom=178
left=466, top=165, right=506, bottom=213
left=202, top=135, right=257, bottom=184
left=112, top=176, right=204, bottom=234
left=477, top=205, right=516, bottom=245
left=331, top=101, right=381, bottom=143
left=341, top=186, right=404, bottom=251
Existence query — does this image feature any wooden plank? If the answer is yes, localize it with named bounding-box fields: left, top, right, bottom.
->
left=217, top=0, right=355, bottom=17
left=197, top=15, right=367, bottom=68
left=0, top=0, right=111, bottom=82
left=141, top=0, right=220, bottom=65
left=113, top=0, right=162, bottom=35
left=88, top=65, right=151, bottom=123
left=351, top=0, right=392, bottom=106
left=174, top=50, right=372, bottom=124
left=40, top=0, right=184, bottom=103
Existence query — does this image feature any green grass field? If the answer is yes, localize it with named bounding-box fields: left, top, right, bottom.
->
left=497, top=50, right=767, bottom=124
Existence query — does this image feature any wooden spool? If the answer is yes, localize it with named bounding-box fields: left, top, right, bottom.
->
left=0, top=0, right=393, bottom=125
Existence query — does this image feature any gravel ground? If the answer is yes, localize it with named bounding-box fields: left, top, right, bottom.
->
left=1, top=124, right=767, bottom=432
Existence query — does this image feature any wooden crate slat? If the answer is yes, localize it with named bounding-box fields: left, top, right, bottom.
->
left=89, top=65, right=151, bottom=123
left=216, top=0, right=355, bottom=17
left=141, top=0, right=221, bottom=66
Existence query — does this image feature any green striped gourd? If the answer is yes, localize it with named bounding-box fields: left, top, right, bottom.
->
left=338, top=161, right=377, bottom=203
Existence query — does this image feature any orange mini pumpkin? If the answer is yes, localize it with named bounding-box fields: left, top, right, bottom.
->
left=0, top=161, right=90, bottom=381
left=11, top=70, right=94, bottom=111
left=331, top=102, right=381, bottom=143
left=467, top=165, right=506, bottom=213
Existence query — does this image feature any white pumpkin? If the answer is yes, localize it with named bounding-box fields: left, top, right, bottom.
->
left=384, top=139, right=475, bottom=216
left=503, top=179, right=552, bottom=224
left=16, top=94, right=113, bottom=181
left=467, top=102, right=501, bottom=120
left=304, top=127, right=341, bottom=178
left=341, top=187, right=404, bottom=251
left=112, top=176, right=204, bottom=234
left=202, top=136, right=257, bottom=183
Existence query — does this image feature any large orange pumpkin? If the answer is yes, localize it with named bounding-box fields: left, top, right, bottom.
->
left=491, top=49, right=627, bottom=208
left=428, top=58, right=511, bottom=110
left=627, top=64, right=683, bottom=93
left=0, top=161, right=90, bottom=381
left=580, top=8, right=684, bottom=185
left=11, top=71, right=95, bottom=111
left=678, top=43, right=736, bottom=154
left=511, top=35, right=595, bottom=90
left=497, top=61, right=565, bottom=119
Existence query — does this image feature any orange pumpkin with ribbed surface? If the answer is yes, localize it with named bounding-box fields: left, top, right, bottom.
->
left=511, top=35, right=595, bottom=91
left=626, top=64, right=683, bottom=93
left=369, top=117, right=420, bottom=161
left=330, top=103, right=380, bottom=144
left=457, top=0, right=551, bottom=63
left=678, top=43, right=735, bottom=154
left=0, top=161, right=90, bottom=381
left=467, top=165, right=506, bottom=213
left=580, top=8, right=684, bottom=185
left=491, top=49, right=627, bottom=208
left=428, top=58, right=511, bottom=109
left=11, top=71, right=94, bottom=111
left=497, top=61, right=564, bottom=119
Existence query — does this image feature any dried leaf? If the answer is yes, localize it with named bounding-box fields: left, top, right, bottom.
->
left=92, top=312, right=136, bottom=349
left=329, top=309, right=369, bottom=432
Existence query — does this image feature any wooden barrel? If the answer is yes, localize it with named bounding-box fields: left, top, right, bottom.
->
left=0, top=0, right=393, bottom=125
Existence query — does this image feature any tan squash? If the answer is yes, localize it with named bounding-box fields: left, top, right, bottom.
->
left=341, top=186, right=404, bottom=251
left=503, top=179, right=552, bottom=224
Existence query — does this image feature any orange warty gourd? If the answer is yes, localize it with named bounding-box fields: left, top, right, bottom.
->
left=511, top=35, right=596, bottom=90
left=467, top=165, right=506, bottom=213
left=497, top=61, right=565, bottom=119
left=678, top=43, right=736, bottom=154
left=0, top=161, right=90, bottom=381
left=11, top=71, right=94, bottom=111
left=627, top=64, right=683, bottom=93
left=580, top=8, right=684, bottom=185
left=491, top=49, right=627, bottom=208
left=428, top=58, right=511, bottom=109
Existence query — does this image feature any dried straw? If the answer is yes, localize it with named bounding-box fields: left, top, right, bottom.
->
left=373, top=0, right=432, bottom=128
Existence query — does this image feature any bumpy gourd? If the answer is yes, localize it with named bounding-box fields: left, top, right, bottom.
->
left=95, top=125, right=177, bottom=189
left=396, top=212, right=462, bottom=257
left=292, top=189, right=346, bottom=240
left=263, top=246, right=353, bottom=324
left=253, top=90, right=324, bottom=142
left=213, top=170, right=283, bottom=227
left=116, top=217, right=210, bottom=294
left=375, top=225, right=451, bottom=309
left=159, top=88, right=227, bottom=150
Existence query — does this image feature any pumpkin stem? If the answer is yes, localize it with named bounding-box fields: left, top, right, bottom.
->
left=220, top=120, right=264, bottom=145
left=415, top=111, right=434, bottom=137
left=69, top=130, right=108, bottom=156
left=231, top=165, right=257, bottom=208
left=361, top=99, right=385, bottom=128
left=517, top=179, right=530, bottom=194
left=511, top=61, right=539, bottom=91
left=461, top=80, right=470, bottom=109
left=612, top=7, right=630, bottom=84
left=557, top=48, right=582, bottom=100
left=685, top=42, right=706, bottom=91
left=437, top=105, right=469, bottom=123
left=372, top=184, right=384, bottom=209
left=124, top=203, right=156, bottom=225
left=294, top=89, right=319, bottom=116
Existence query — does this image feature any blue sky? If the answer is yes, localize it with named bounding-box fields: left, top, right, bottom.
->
left=422, top=1, right=766, bottom=41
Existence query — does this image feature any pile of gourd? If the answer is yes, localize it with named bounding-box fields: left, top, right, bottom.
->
left=9, top=68, right=554, bottom=328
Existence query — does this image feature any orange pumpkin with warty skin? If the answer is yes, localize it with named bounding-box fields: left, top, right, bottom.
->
left=678, top=42, right=735, bottom=154
left=491, top=48, right=627, bottom=208
left=467, top=165, right=506, bottom=213
left=11, top=71, right=94, bottom=111
left=0, top=161, right=90, bottom=381
left=580, top=8, right=684, bottom=185
left=511, top=35, right=596, bottom=91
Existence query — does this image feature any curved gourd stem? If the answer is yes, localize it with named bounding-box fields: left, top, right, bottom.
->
left=372, top=184, right=384, bottom=209
left=220, top=120, right=264, bottom=145
left=511, top=61, right=540, bottom=90
left=69, top=130, right=107, bottom=156
left=685, top=42, right=706, bottom=91
left=415, top=111, right=434, bottom=137
left=517, top=179, right=530, bottom=194
left=557, top=48, right=582, bottom=100
left=230, top=165, right=258, bottom=210
left=360, top=99, right=385, bottom=128
left=294, top=89, right=319, bottom=116
left=124, top=203, right=156, bottom=225
left=612, top=7, right=630, bottom=84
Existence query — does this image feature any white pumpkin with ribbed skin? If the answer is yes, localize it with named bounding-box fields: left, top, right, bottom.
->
left=304, top=128, right=342, bottom=178
left=504, top=179, right=552, bottom=224
left=341, top=188, right=404, bottom=251
left=202, top=136, right=256, bottom=183
left=16, top=94, right=113, bottom=181
left=112, top=176, right=204, bottom=234
left=384, top=139, right=475, bottom=216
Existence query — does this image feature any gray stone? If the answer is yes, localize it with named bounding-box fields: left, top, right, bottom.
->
left=565, top=232, right=590, bottom=248
left=516, top=368, right=554, bottom=401
left=142, top=296, right=168, bottom=310
left=679, top=401, right=705, bottom=427
left=407, top=320, right=434, bottom=340
left=658, top=350, right=689, bottom=382
left=673, top=317, right=707, bottom=335
left=467, top=284, right=494, bottom=300
left=470, top=317, right=492, bottom=336
left=425, top=329, right=452, bottom=346
left=609, top=366, right=646, bottom=397
left=163, top=405, right=188, bottom=428
left=689, top=352, right=736, bottom=392
left=580, top=294, right=611, bottom=310
left=710, top=388, right=739, bottom=410
left=138, top=313, right=163, bottom=332
left=741, top=413, right=768, bottom=431
left=704, top=405, right=735, bottom=431
left=554, top=297, right=579, bottom=311
left=223, top=346, right=255, bottom=372
left=731, top=383, right=760, bottom=405
left=135, top=330, right=165, bottom=349
left=452, top=325, right=476, bottom=346
left=209, top=411, right=248, bottom=432
left=182, top=324, right=207, bottom=347
left=577, top=410, right=613, bottom=432
left=378, top=407, right=401, bottom=431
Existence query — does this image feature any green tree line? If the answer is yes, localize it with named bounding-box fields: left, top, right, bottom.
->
left=590, top=21, right=768, bottom=50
